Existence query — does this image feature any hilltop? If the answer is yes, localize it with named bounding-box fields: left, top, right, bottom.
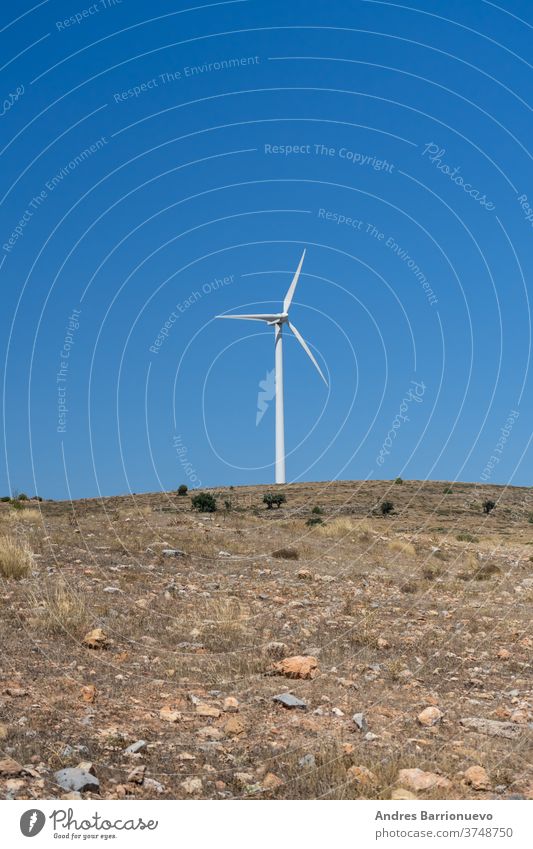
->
left=0, top=479, right=531, bottom=800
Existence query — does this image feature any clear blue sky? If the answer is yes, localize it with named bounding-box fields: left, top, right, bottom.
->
left=1, top=0, right=532, bottom=499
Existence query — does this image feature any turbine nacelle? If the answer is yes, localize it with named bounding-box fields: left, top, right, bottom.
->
left=215, top=249, right=327, bottom=386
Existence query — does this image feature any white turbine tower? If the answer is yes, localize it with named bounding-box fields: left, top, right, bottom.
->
left=216, top=249, right=327, bottom=484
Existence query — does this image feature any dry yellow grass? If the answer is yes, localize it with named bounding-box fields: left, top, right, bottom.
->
left=317, top=517, right=375, bottom=541
left=388, top=539, right=416, bottom=556
left=0, top=534, right=33, bottom=578
left=28, top=580, right=91, bottom=635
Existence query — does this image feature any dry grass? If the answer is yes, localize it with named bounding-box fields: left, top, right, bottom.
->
left=0, top=534, right=33, bottom=579
left=27, top=579, right=92, bottom=636
left=388, top=539, right=416, bottom=556
left=317, top=517, right=374, bottom=541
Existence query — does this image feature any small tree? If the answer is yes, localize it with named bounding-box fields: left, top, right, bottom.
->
left=263, top=492, right=286, bottom=509
left=380, top=500, right=394, bottom=516
left=177, top=484, right=188, bottom=496
left=394, top=477, right=403, bottom=485
left=306, top=516, right=323, bottom=526
left=18, top=493, right=28, bottom=501
left=482, top=499, right=496, bottom=514
left=191, top=492, right=217, bottom=513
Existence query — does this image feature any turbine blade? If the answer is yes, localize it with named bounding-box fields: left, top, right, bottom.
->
left=283, top=249, right=306, bottom=313
left=216, top=314, right=280, bottom=322
left=288, top=321, right=328, bottom=386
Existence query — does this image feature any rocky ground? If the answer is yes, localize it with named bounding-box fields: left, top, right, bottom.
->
left=0, top=479, right=531, bottom=800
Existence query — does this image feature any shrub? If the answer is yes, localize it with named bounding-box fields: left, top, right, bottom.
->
left=311, top=506, right=323, bottom=515
left=482, top=499, right=496, bottom=514
left=0, top=496, right=11, bottom=502
left=177, top=484, right=188, bottom=496
left=17, top=493, right=28, bottom=501
left=191, top=492, right=217, bottom=512
left=306, top=516, right=323, bottom=527
left=380, top=500, right=394, bottom=516
left=456, top=532, right=479, bottom=543
left=0, top=535, right=33, bottom=579
left=443, top=486, right=453, bottom=495
left=272, top=547, right=299, bottom=560
left=10, top=500, right=23, bottom=511
left=224, top=500, right=232, bottom=512
left=422, top=563, right=442, bottom=580
left=394, top=477, right=403, bottom=485
left=263, top=492, right=286, bottom=509
left=528, top=513, right=533, bottom=524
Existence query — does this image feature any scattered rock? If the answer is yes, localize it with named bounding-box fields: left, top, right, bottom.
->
left=299, top=754, right=316, bottom=768
left=159, top=706, right=181, bottom=723
left=54, top=767, right=100, bottom=793
left=460, top=717, right=524, bottom=739
left=162, top=549, right=186, bottom=557
left=0, top=724, right=8, bottom=741
left=196, top=726, right=225, bottom=741
left=180, top=777, right=202, bottom=794
left=196, top=704, right=221, bottom=718
left=127, top=765, right=146, bottom=784
left=0, top=758, right=24, bottom=777
left=391, top=788, right=417, bottom=800
left=377, top=637, right=390, bottom=649
left=82, top=628, right=108, bottom=649
left=144, top=777, right=164, bottom=794
left=347, top=765, right=377, bottom=786
left=353, top=712, right=368, bottom=732
left=263, top=772, right=284, bottom=790
left=224, top=716, right=246, bottom=736
left=397, top=768, right=451, bottom=792
left=497, top=648, right=511, bottom=660
left=464, top=765, right=491, bottom=791
left=418, top=706, right=443, bottom=726
left=272, top=693, right=307, bottom=710
left=80, top=685, right=96, bottom=703
left=124, top=740, right=147, bottom=755
left=234, top=772, right=254, bottom=788
left=223, top=696, right=239, bottom=712
left=297, top=569, right=313, bottom=580
left=273, top=655, right=318, bottom=679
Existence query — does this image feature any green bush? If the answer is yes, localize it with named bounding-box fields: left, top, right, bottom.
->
left=11, top=500, right=23, bottom=511
left=191, top=492, right=217, bottom=513
left=443, top=486, right=453, bottom=495
left=482, top=499, right=496, bottom=514
left=17, top=493, right=28, bottom=501
left=394, top=477, right=403, bottom=485
left=380, top=500, right=394, bottom=516
left=306, top=516, right=323, bottom=527
left=0, top=496, right=11, bottom=503
left=263, top=492, right=286, bottom=509
left=177, top=484, right=188, bottom=496
left=311, top=506, right=323, bottom=515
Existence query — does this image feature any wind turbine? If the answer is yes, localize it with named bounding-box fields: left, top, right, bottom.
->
left=216, top=249, right=327, bottom=484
